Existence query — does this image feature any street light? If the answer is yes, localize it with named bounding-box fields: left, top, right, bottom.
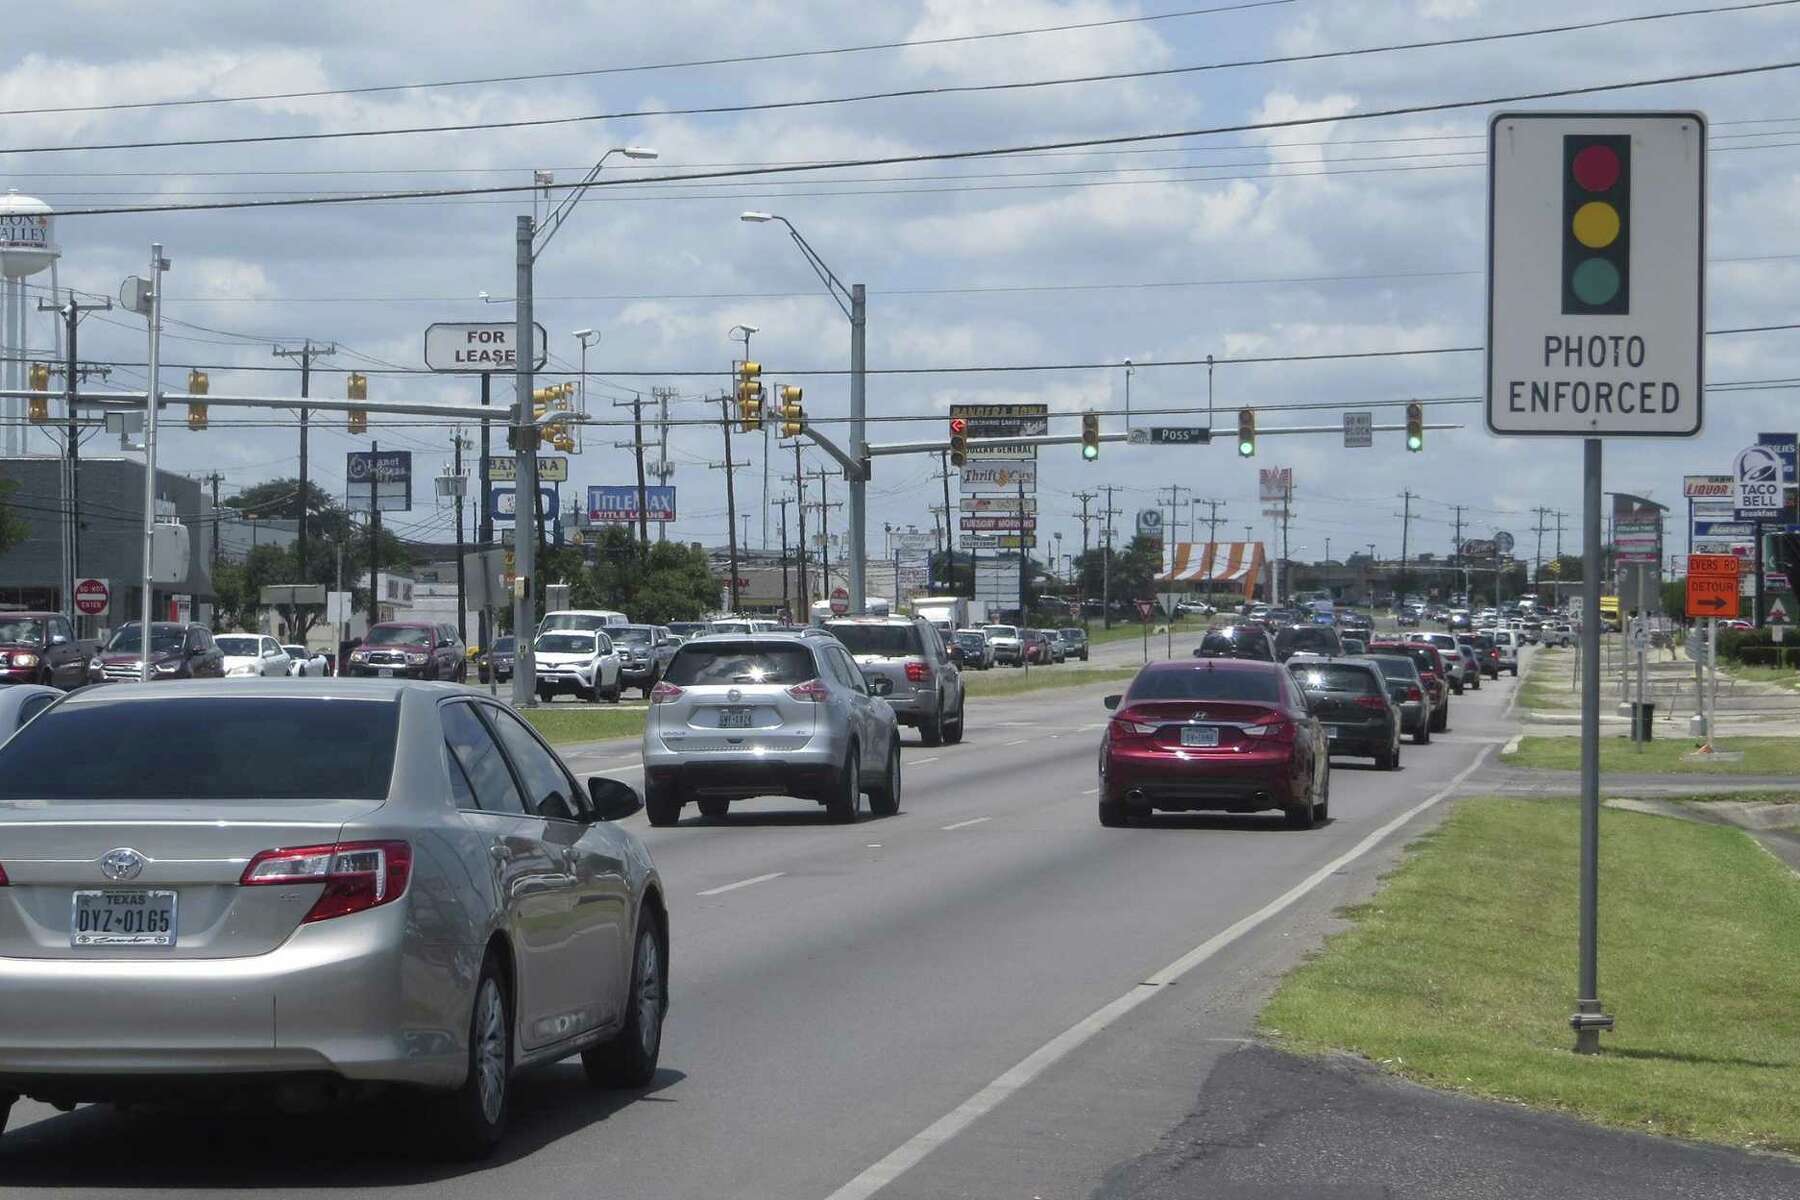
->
left=573, top=328, right=599, bottom=418
left=740, top=210, right=869, bottom=614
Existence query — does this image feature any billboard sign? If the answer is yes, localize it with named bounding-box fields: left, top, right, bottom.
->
left=346, top=450, right=412, bottom=512
left=959, top=460, right=1036, bottom=493
left=424, top=322, right=548, bottom=373
left=1258, top=467, right=1292, bottom=503
left=485, top=455, right=568, bottom=483
left=962, top=496, right=1036, bottom=514
left=489, top=485, right=558, bottom=523
left=961, top=516, right=1037, bottom=532
left=587, top=485, right=677, bottom=523
left=949, top=403, right=1049, bottom=460
left=1684, top=473, right=1732, bottom=499
left=1734, top=444, right=1784, bottom=518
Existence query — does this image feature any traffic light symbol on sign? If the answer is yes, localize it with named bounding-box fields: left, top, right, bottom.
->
left=1405, top=401, right=1424, bottom=452
left=949, top=417, right=967, bottom=467
left=1081, top=412, right=1100, bottom=461
left=1562, top=134, right=1629, bottom=315
left=1237, top=408, right=1256, bottom=457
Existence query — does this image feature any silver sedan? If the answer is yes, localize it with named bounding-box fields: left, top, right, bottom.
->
left=0, top=678, right=668, bottom=1156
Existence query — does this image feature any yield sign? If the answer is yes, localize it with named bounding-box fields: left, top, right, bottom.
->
left=1768, top=596, right=1790, bottom=625
left=1136, top=599, right=1155, bottom=621
left=1685, top=553, right=1740, bottom=620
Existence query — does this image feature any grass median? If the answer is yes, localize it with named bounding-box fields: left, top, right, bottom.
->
left=1261, top=794, right=1800, bottom=1152
left=1503, top=734, right=1800, bottom=775
left=964, top=665, right=1138, bottom=699
left=522, top=706, right=646, bottom=746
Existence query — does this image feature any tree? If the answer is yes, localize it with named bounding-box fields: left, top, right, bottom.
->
left=0, top=480, right=26, bottom=557
left=224, top=477, right=345, bottom=537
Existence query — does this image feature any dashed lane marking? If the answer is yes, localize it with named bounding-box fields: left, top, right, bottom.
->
left=696, top=871, right=785, bottom=897
left=940, top=817, right=991, bottom=831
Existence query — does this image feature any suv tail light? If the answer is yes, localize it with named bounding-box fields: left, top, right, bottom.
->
left=787, top=678, right=832, bottom=702
left=1406, top=686, right=1423, bottom=701
left=905, top=660, right=931, bottom=683
left=1354, top=695, right=1388, bottom=710
left=241, top=840, right=412, bottom=923
left=649, top=681, right=685, bottom=704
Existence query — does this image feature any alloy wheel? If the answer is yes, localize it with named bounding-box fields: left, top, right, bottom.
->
left=636, top=931, right=665, bottom=1060
left=474, top=977, right=507, bottom=1125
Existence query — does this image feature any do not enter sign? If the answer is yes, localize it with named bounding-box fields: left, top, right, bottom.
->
left=829, top=586, right=850, bottom=616
left=73, top=578, right=110, bottom=617
left=1686, top=554, right=1740, bottom=619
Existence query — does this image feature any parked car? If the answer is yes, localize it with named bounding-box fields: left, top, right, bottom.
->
left=1098, top=658, right=1329, bottom=829
left=1194, top=624, right=1277, bottom=662
left=952, top=629, right=995, bottom=670
left=533, top=629, right=623, bottom=703
left=86, top=622, right=224, bottom=684
left=824, top=616, right=965, bottom=746
left=1019, top=629, right=1052, bottom=665
left=1362, top=652, right=1434, bottom=744
left=1058, top=626, right=1090, bottom=662
left=642, top=631, right=902, bottom=824
left=1287, top=655, right=1400, bottom=769
left=215, top=634, right=294, bottom=679
left=1043, top=630, right=1069, bottom=664
left=982, top=624, right=1024, bottom=667
left=1489, top=628, right=1521, bottom=676
left=344, top=622, right=465, bottom=681
left=1412, top=633, right=1471, bottom=694
left=1371, top=641, right=1451, bottom=731
left=0, top=612, right=90, bottom=690
left=476, top=635, right=516, bottom=685
left=1273, top=624, right=1344, bottom=662
left=283, top=645, right=331, bottom=677
left=0, top=679, right=667, bottom=1154
left=611, top=625, right=677, bottom=698
left=0, top=682, right=62, bottom=737
left=1547, top=622, right=1575, bottom=647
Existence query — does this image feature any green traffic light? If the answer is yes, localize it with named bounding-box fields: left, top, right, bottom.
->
left=1407, top=434, right=1424, bottom=452
left=1082, top=443, right=1099, bottom=461
left=1238, top=440, right=1254, bottom=457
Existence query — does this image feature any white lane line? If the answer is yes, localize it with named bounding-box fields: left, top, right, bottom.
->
left=696, top=871, right=785, bottom=897
left=911, top=756, right=941, bottom=766
left=940, top=817, right=991, bottom=831
left=820, top=745, right=1497, bottom=1200
left=1080, top=787, right=1099, bottom=796
left=1001, top=738, right=1032, bottom=747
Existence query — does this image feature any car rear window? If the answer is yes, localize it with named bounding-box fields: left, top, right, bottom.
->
left=824, top=623, right=921, bottom=657
left=1128, top=666, right=1281, bottom=703
left=536, top=633, right=598, bottom=655
left=1199, top=628, right=1267, bottom=658
left=1366, top=655, right=1420, bottom=682
left=1275, top=627, right=1340, bottom=655
left=664, top=642, right=817, bottom=686
left=1288, top=663, right=1381, bottom=694
left=0, top=697, right=399, bottom=801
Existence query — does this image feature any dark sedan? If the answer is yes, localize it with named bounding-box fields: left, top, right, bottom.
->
left=476, top=635, right=516, bottom=684
left=1368, top=640, right=1451, bottom=732
left=1194, top=624, right=1277, bottom=662
left=1363, top=653, right=1434, bottom=745
left=1099, top=658, right=1329, bottom=829
left=1287, top=656, right=1399, bottom=769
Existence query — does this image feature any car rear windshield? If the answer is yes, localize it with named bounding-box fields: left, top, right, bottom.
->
left=824, top=623, right=920, bottom=657
left=365, top=625, right=431, bottom=646
left=984, top=626, right=1018, bottom=639
left=1060, top=628, right=1084, bottom=639
left=664, top=642, right=817, bottom=686
left=542, top=614, right=613, bottom=633
left=1366, top=655, right=1421, bottom=682
left=615, top=627, right=654, bottom=643
left=215, top=636, right=260, bottom=656
left=1128, top=667, right=1281, bottom=703
left=1199, top=629, right=1265, bottom=657
left=1275, top=627, right=1339, bottom=655
left=955, top=633, right=985, bottom=647
left=0, top=697, right=399, bottom=801
left=536, top=633, right=597, bottom=655
left=1288, top=663, right=1381, bottom=694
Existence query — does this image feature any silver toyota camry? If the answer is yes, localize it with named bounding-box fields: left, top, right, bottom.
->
left=0, top=678, right=668, bottom=1156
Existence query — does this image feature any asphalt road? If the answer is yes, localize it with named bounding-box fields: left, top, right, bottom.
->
left=3, top=653, right=1538, bottom=1198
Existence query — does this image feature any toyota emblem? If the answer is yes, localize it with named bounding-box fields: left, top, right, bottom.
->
left=99, top=848, right=146, bottom=882
left=727, top=688, right=743, bottom=702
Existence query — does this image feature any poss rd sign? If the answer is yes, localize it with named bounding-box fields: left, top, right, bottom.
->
left=1486, top=112, right=1705, bottom=438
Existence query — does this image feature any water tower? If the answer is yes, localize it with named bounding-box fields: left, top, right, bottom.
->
left=0, top=191, right=60, bottom=457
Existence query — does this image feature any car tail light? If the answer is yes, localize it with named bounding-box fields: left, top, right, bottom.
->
left=905, top=660, right=931, bottom=683
left=1406, top=686, right=1423, bottom=701
left=0, top=862, right=8, bottom=886
left=241, top=840, right=411, bottom=923
left=1355, top=695, right=1388, bottom=710
left=1241, top=717, right=1294, bottom=740
left=1111, top=715, right=1160, bottom=736
left=649, top=681, right=685, bottom=704
left=787, top=678, right=832, bottom=701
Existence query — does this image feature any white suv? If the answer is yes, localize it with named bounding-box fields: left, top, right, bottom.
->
left=1488, top=628, right=1520, bottom=676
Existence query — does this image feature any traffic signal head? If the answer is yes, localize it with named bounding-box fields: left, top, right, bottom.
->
left=735, top=362, right=764, bottom=432
left=26, top=363, right=48, bottom=423
left=779, top=385, right=805, bottom=437
left=1563, top=134, right=1629, bottom=315
left=346, top=371, right=368, bottom=434
left=1237, top=408, right=1256, bottom=457
left=27, top=362, right=48, bottom=392
left=949, top=416, right=967, bottom=467
left=1406, top=401, right=1424, bottom=452
left=1081, top=412, right=1100, bottom=461
left=186, top=369, right=209, bottom=431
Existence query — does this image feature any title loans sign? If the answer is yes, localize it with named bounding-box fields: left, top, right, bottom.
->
left=1486, top=112, right=1705, bottom=437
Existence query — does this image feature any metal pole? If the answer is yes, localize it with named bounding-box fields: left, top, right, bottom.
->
left=478, top=372, right=492, bottom=658
left=1635, top=563, right=1649, bottom=747
left=721, top=394, right=740, bottom=611
left=454, top=432, right=467, bottom=645
left=298, top=349, right=310, bottom=580
left=512, top=215, right=538, bottom=707
left=849, top=282, right=867, bottom=614
left=64, top=300, right=79, bottom=625
left=138, top=245, right=167, bottom=683
left=633, top=393, right=649, bottom=548
left=941, top=449, right=955, bottom=597
left=795, top=442, right=808, bottom=612
left=762, top=399, right=771, bottom=552
left=1707, top=616, right=1718, bottom=752
left=370, top=440, right=382, bottom=631
left=1574, top=437, right=1612, bottom=1052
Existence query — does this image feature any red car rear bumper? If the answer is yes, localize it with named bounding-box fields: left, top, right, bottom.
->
left=1102, top=744, right=1305, bottom=813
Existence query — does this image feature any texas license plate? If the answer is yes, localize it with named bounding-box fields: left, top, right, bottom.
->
left=719, top=707, right=753, bottom=729
left=71, top=890, right=177, bottom=947
left=377, top=668, right=395, bottom=678
left=1180, top=726, right=1219, bottom=747
left=1327, top=726, right=1341, bottom=739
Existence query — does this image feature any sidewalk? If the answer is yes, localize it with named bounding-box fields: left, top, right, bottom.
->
left=1518, top=642, right=1800, bottom=738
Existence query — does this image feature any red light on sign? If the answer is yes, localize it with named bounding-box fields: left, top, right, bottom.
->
left=949, top=417, right=967, bottom=434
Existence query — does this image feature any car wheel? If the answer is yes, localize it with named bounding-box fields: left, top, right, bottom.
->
left=1374, top=742, right=1396, bottom=770
left=537, top=686, right=554, bottom=704
left=868, top=739, right=902, bottom=817
left=645, top=782, right=682, bottom=827
left=1414, top=720, right=1431, bottom=746
left=643, top=673, right=659, bottom=700
left=1284, top=801, right=1316, bottom=830
left=580, top=684, right=599, bottom=703
left=1432, top=704, right=1448, bottom=733
left=826, top=745, right=862, bottom=823
left=602, top=679, right=622, bottom=703
left=1451, top=681, right=1463, bottom=695
left=943, top=697, right=965, bottom=745
left=919, top=705, right=945, bottom=748
left=1510, top=665, right=1518, bottom=676
left=697, top=797, right=729, bottom=818
left=582, top=917, right=665, bottom=1089
left=1082, top=651, right=1089, bottom=662
left=437, top=954, right=511, bottom=1158
left=1098, top=797, right=1131, bottom=827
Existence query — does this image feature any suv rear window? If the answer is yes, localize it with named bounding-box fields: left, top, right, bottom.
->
left=1128, top=666, right=1281, bottom=703
left=1366, top=655, right=1421, bottom=682
left=1198, top=628, right=1269, bottom=659
left=1288, top=663, right=1381, bottom=694
left=664, top=642, right=817, bottom=686
left=0, top=697, right=399, bottom=801
left=824, top=623, right=921, bottom=658
left=1275, top=626, right=1342, bottom=657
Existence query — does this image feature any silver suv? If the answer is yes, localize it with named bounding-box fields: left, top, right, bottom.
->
left=823, top=616, right=966, bottom=746
left=642, top=632, right=901, bottom=825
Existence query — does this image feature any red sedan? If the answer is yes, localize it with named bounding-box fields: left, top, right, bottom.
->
left=1098, top=658, right=1329, bottom=829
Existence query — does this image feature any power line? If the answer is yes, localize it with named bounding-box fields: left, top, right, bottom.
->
left=0, top=0, right=1296, bottom=119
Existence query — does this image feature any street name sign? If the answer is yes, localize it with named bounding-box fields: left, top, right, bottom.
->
left=1486, top=112, right=1705, bottom=437
left=1147, top=426, right=1211, bottom=445
left=424, top=323, right=547, bottom=373
left=1685, top=553, right=1740, bottom=619
left=1343, top=411, right=1372, bottom=448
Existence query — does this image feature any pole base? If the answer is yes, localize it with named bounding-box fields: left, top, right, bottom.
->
left=1688, top=714, right=1708, bottom=737
left=1570, top=1006, right=1615, bottom=1054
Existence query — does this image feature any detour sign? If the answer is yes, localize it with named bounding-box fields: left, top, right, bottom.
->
left=1686, top=554, right=1741, bottom=619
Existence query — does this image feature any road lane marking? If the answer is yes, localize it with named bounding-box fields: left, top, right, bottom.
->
left=821, top=745, right=1497, bottom=1200
left=696, top=871, right=785, bottom=897
left=1001, top=738, right=1032, bottom=747
left=1080, top=788, right=1099, bottom=796
left=940, top=817, right=990, bottom=831
left=911, top=756, right=941, bottom=765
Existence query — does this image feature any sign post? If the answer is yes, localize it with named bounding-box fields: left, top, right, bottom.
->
left=1487, top=110, right=1706, bottom=1053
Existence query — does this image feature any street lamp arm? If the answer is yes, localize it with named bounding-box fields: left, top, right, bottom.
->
left=774, top=218, right=854, bottom=321
left=535, top=146, right=656, bottom=258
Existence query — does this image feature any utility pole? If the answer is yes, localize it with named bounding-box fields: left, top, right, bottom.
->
left=37, top=295, right=112, bottom=629
left=1017, top=473, right=1029, bottom=624
left=272, top=340, right=335, bottom=583
left=1074, top=490, right=1097, bottom=627
left=716, top=391, right=741, bottom=611
left=1099, top=484, right=1122, bottom=629
left=369, top=439, right=383, bottom=628
left=790, top=445, right=809, bottom=611
left=776, top=496, right=793, bottom=617
left=651, top=386, right=676, bottom=542
left=612, top=391, right=651, bottom=549
left=1556, top=510, right=1566, bottom=561
left=810, top=468, right=843, bottom=599
left=453, top=430, right=469, bottom=645
left=1533, top=506, right=1552, bottom=596
left=1397, top=490, right=1415, bottom=611
left=1279, top=480, right=1293, bottom=608
left=1450, top=504, right=1467, bottom=600
left=477, top=371, right=493, bottom=654
left=1159, top=484, right=1190, bottom=550
left=205, top=471, right=224, bottom=570
left=940, top=449, right=956, bottom=597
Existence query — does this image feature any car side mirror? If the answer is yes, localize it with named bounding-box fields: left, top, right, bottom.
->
left=49, top=633, right=69, bottom=646
left=1103, top=693, right=1122, bottom=710
left=587, top=777, right=643, bottom=822
left=864, top=674, right=893, bottom=697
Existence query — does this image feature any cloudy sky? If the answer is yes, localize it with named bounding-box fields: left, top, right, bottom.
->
left=5, top=0, right=1797, bottom=575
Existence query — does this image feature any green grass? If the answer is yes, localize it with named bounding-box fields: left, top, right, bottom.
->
left=522, top=706, right=646, bottom=746
left=1502, top=735, right=1800, bottom=775
left=1261, top=795, right=1800, bottom=1152
left=964, top=665, right=1137, bottom=699
left=1725, top=663, right=1800, bottom=689
left=1085, top=618, right=1206, bottom=646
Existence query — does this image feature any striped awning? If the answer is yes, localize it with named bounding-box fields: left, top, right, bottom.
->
left=1158, top=541, right=1266, bottom=584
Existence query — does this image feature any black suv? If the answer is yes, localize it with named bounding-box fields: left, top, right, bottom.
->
left=1273, top=624, right=1344, bottom=662
left=1287, top=656, right=1399, bottom=769
left=1194, top=624, right=1276, bottom=661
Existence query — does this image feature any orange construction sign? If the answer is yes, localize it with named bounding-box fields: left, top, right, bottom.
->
left=1686, top=553, right=1741, bottom=619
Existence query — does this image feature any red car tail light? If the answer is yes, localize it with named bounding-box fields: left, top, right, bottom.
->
left=241, top=840, right=412, bottom=923
left=1241, top=716, right=1294, bottom=740
left=1406, top=686, right=1423, bottom=701
left=649, top=681, right=685, bottom=704
left=787, top=678, right=832, bottom=701
left=904, top=660, right=931, bottom=683
left=1354, top=695, right=1388, bottom=710
left=0, top=861, right=8, bottom=886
